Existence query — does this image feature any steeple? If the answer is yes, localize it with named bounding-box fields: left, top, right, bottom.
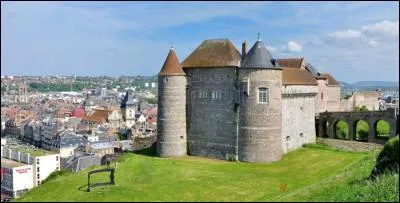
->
left=159, top=46, right=186, bottom=76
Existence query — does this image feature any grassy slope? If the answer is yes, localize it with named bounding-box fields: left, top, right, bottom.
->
left=16, top=145, right=373, bottom=202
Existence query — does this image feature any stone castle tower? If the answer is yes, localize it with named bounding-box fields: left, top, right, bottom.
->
left=155, top=36, right=313, bottom=163
left=121, top=89, right=135, bottom=128
left=156, top=46, right=187, bottom=157
left=238, top=37, right=283, bottom=162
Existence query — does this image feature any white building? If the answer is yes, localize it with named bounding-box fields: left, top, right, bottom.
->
left=1, top=159, right=34, bottom=198
left=1, top=144, right=60, bottom=187
left=151, top=82, right=157, bottom=88
left=55, top=132, right=88, bottom=158
left=144, top=83, right=149, bottom=87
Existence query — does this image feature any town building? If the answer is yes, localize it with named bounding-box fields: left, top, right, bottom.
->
left=1, top=138, right=60, bottom=186
left=1, top=158, right=34, bottom=198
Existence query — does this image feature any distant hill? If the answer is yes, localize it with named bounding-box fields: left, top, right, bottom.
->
left=338, top=81, right=350, bottom=87
left=338, top=81, right=398, bottom=88
left=352, top=81, right=398, bottom=87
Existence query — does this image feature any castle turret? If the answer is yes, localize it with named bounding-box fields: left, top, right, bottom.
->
left=238, top=35, right=283, bottom=162
left=157, top=46, right=187, bottom=157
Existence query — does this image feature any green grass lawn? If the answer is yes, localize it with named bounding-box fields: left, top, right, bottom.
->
left=16, top=145, right=377, bottom=202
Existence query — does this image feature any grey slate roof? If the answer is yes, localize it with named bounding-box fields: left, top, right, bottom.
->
left=120, top=89, right=135, bottom=108
left=241, top=40, right=280, bottom=69
left=305, top=62, right=319, bottom=75
left=60, top=133, right=88, bottom=148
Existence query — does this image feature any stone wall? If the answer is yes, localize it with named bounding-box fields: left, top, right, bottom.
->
left=326, top=86, right=341, bottom=112
left=339, top=91, right=379, bottom=112
left=315, top=79, right=327, bottom=114
left=157, top=75, right=187, bottom=157
left=238, top=69, right=283, bottom=162
left=185, top=67, right=237, bottom=160
left=282, top=85, right=317, bottom=153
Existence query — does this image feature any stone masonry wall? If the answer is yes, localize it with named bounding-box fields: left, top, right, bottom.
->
left=185, top=67, right=237, bottom=160
left=282, top=85, right=317, bottom=153
left=326, top=86, right=341, bottom=112
left=157, top=75, right=187, bottom=157
left=238, top=69, right=283, bottom=162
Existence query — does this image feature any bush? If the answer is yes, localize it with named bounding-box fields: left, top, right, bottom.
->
left=335, top=120, right=349, bottom=139
left=376, top=120, right=390, bottom=138
left=356, top=120, right=369, bottom=141
left=371, top=135, right=399, bottom=177
left=356, top=105, right=368, bottom=112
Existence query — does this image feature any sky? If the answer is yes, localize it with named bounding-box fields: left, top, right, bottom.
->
left=1, top=1, right=399, bottom=83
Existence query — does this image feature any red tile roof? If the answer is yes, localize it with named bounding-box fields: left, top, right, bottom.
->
left=159, top=49, right=186, bottom=76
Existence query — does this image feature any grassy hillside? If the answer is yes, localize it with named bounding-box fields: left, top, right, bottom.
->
left=16, top=144, right=379, bottom=202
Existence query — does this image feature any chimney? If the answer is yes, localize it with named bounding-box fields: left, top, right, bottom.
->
left=242, top=41, right=247, bottom=57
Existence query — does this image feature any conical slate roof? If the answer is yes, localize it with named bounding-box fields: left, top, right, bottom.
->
left=121, top=89, right=135, bottom=108
left=241, top=40, right=279, bottom=69
left=159, top=48, right=186, bottom=76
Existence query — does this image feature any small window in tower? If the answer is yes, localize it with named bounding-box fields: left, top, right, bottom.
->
left=258, top=87, right=268, bottom=103
left=321, top=93, right=324, bottom=100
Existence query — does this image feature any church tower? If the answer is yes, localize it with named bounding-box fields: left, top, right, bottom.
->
left=238, top=34, right=283, bottom=162
left=157, top=45, right=187, bottom=157
left=121, top=89, right=135, bottom=128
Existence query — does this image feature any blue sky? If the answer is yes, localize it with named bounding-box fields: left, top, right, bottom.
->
left=1, top=1, right=399, bottom=83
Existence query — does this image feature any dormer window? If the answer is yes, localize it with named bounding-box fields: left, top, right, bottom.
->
left=258, top=87, right=268, bottom=103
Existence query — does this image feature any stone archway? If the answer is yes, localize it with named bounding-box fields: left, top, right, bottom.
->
left=333, top=120, right=349, bottom=140
left=353, top=120, right=370, bottom=142
left=318, top=109, right=398, bottom=144
left=374, top=120, right=391, bottom=142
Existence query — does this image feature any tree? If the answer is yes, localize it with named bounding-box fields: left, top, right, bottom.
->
left=356, top=105, right=368, bottom=112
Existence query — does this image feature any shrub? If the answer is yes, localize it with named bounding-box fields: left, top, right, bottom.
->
left=371, top=135, right=399, bottom=177
left=376, top=120, right=390, bottom=138
left=335, top=120, right=349, bottom=139
left=356, top=120, right=369, bottom=141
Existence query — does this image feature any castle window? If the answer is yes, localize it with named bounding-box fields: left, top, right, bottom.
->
left=212, top=90, right=222, bottom=100
left=258, top=88, right=268, bottom=103
left=199, top=90, right=207, bottom=99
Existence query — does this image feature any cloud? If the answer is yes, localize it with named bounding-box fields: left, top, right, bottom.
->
left=278, top=41, right=303, bottom=53
left=361, top=20, right=399, bottom=41
left=324, top=20, right=399, bottom=49
left=266, top=46, right=277, bottom=52
left=328, top=29, right=362, bottom=39
left=287, top=41, right=303, bottom=52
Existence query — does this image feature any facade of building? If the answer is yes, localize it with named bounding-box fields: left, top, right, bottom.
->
left=156, top=38, right=320, bottom=163
left=1, top=144, right=60, bottom=187
left=1, top=159, right=34, bottom=198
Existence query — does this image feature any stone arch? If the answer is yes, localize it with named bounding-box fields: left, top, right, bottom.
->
left=374, top=119, right=391, bottom=140
left=333, top=119, right=349, bottom=140
left=353, top=120, right=370, bottom=141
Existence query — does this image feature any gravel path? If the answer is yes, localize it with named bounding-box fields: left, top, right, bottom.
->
left=317, top=138, right=384, bottom=152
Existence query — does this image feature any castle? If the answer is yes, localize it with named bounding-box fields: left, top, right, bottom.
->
left=156, top=36, right=337, bottom=162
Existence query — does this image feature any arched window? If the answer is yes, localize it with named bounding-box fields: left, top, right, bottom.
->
left=258, top=87, right=268, bottom=103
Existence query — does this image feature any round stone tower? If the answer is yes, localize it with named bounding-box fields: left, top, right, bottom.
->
left=157, top=46, right=187, bottom=157
left=238, top=36, right=283, bottom=162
